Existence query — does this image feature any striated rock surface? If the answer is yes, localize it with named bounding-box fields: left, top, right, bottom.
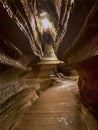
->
left=0, top=0, right=98, bottom=130
left=60, top=1, right=98, bottom=120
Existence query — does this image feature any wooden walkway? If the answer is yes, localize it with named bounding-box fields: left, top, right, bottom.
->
left=13, top=78, right=86, bottom=130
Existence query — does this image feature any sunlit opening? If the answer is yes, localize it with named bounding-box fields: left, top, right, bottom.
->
left=41, top=18, right=50, bottom=29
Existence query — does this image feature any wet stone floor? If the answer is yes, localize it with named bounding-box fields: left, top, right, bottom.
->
left=13, top=77, right=86, bottom=130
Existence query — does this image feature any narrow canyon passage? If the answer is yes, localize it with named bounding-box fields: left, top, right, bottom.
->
left=13, top=77, right=86, bottom=130
left=0, top=1, right=97, bottom=130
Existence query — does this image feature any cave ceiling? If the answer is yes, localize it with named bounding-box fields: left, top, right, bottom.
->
left=0, top=0, right=97, bottom=69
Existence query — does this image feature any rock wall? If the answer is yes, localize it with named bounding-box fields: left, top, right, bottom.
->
left=0, top=0, right=97, bottom=130
left=0, top=74, right=39, bottom=130
left=59, top=1, right=98, bottom=128
left=77, top=55, right=98, bottom=119
left=80, top=104, right=98, bottom=130
left=0, top=65, right=53, bottom=130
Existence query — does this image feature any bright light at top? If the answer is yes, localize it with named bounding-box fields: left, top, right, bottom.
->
left=41, top=18, right=50, bottom=29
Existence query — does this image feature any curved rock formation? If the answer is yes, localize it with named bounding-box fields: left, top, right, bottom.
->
left=0, top=0, right=98, bottom=129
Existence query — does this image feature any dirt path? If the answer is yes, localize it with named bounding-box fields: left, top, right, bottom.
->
left=14, top=77, right=86, bottom=130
